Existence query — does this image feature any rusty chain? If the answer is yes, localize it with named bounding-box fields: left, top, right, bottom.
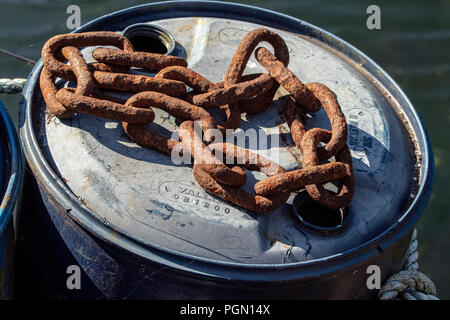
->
left=39, top=28, right=354, bottom=214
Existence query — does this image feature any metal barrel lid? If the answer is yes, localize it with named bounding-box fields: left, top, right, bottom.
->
left=0, top=101, right=22, bottom=237
left=20, top=1, right=432, bottom=269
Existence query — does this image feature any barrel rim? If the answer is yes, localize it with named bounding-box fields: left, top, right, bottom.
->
left=19, top=0, right=433, bottom=281
left=0, top=101, right=22, bottom=236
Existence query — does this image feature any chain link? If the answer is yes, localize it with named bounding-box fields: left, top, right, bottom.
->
left=40, top=28, right=354, bottom=213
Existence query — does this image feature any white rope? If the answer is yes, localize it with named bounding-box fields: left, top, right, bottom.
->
left=378, top=229, right=439, bottom=300
left=0, top=78, right=27, bottom=94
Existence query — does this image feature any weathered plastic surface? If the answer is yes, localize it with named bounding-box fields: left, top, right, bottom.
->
left=0, top=101, right=22, bottom=299
left=18, top=1, right=433, bottom=299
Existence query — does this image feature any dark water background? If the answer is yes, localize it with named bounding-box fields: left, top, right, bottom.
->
left=0, top=0, right=448, bottom=298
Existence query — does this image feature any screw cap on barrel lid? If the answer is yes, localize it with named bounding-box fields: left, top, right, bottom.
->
left=24, top=6, right=427, bottom=265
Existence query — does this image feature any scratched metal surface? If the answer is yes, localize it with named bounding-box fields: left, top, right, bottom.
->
left=36, top=17, right=416, bottom=264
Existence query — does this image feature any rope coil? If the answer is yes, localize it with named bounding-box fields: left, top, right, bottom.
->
left=378, top=229, right=439, bottom=300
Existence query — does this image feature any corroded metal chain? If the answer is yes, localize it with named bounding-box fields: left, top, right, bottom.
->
left=40, top=28, right=354, bottom=214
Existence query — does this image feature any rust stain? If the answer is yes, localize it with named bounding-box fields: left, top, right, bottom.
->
left=179, top=24, right=193, bottom=32
left=263, top=232, right=291, bottom=250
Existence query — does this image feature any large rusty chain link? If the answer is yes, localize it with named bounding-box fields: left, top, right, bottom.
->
left=39, top=28, right=354, bottom=214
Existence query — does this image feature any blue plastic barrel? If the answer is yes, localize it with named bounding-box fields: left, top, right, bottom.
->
left=0, top=101, right=22, bottom=299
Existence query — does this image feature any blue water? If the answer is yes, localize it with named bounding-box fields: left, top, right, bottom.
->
left=1, top=0, right=449, bottom=298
